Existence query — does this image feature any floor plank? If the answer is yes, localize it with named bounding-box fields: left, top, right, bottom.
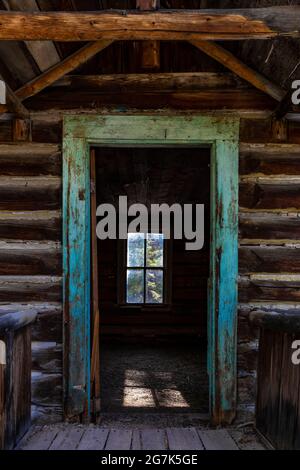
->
left=78, top=427, right=109, bottom=450
left=49, top=427, right=85, bottom=450
left=131, top=430, right=142, bottom=450
left=20, top=426, right=59, bottom=450
left=105, top=429, right=133, bottom=450
left=141, top=429, right=166, bottom=450
left=167, top=427, right=204, bottom=450
left=198, top=430, right=239, bottom=450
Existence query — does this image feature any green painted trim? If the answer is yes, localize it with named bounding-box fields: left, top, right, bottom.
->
left=63, top=114, right=240, bottom=424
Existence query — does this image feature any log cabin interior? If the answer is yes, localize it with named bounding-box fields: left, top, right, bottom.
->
left=0, top=0, right=300, bottom=452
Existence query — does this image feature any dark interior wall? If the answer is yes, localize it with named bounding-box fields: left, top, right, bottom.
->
left=95, top=147, right=210, bottom=339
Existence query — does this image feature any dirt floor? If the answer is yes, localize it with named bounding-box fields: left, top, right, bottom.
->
left=100, top=340, right=209, bottom=416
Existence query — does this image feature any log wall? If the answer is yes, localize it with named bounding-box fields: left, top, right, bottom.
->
left=0, top=111, right=299, bottom=422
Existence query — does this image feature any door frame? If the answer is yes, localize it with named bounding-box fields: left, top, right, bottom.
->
left=63, top=114, right=240, bottom=425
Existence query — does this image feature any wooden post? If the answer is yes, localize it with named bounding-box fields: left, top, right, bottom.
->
left=137, top=0, right=160, bottom=70
left=12, top=118, right=32, bottom=142
left=90, top=149, right=101, bottom=421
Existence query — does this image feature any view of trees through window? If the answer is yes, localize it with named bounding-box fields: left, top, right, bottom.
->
left=126, top=233, right=164, bottom=304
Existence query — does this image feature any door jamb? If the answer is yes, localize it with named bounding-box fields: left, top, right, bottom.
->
left=63, top=114, right=239, bottom=425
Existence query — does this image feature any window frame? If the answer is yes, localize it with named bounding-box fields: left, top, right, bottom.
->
left=118, top=235, right=172, bottom=308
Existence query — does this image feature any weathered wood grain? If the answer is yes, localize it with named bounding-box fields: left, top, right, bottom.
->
left=239, top=245, right=300, bottom=273
left=0, top=8, right=299, bottom=41
left=198, top=429, right=239, bottom=450
left=0, top=241, right=61, bottom=276
left=191, top=41, right=285, bottom=102
left=0, top=276, right=61, bottom=302
left=239, top=211, right=300, bottom=240
left=105, top=429, right=133, bottom=450
left=240, top=143, right=300, bottom=175
left=141, top=429, right=166, bottom=450
left=167, top=427, right=204, bottom=450
left=26, top=88, right=275, bottom=111
left=77, top=427, right=109, bottom=451
left=0, top=176, right=61, bottom=210
left=0, top=143, right=61, bottom=176
left=0, top=211, right=61, bottom=241
left=32, top=342, right=62, bottom=374
left=20, top=425, right=59, bottom=450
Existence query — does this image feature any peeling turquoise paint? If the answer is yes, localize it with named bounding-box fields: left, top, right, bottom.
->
left=63, top=115, right=239, bottom=424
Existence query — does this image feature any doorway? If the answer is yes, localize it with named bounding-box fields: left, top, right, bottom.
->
left=63, top=115, right=239, bottom=425
left=94, top=147, right=210, bottom=416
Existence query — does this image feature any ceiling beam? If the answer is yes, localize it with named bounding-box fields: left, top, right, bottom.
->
left=0, top=8, right=299, bottom=41
left=191, top=40, right=286, bottom=102
left=0, top=40, right=113, bottom=113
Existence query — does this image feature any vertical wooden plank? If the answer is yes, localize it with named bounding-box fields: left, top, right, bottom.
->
left=209, top=139, right=239, bottom=425
left=90, top=149, right=101, bottom=419
left=63, top=134, right=90, bottom=419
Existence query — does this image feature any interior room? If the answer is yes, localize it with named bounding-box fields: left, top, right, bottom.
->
left=94, top=147, right=210, bottom=415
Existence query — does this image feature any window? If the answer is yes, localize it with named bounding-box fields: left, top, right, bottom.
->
left=126, top=233, right=165, bottom=305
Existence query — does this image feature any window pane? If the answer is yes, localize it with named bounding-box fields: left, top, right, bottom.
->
left=146, top=234, right=164, bottom=267
left=146, top=270, right=163, bottom=304
left=127, top=269, right=144, bottom=304
left=127, top=233, right=145, bottom=267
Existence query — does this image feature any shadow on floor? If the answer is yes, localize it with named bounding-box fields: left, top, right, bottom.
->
left=100, top=339, right=209, bottom=415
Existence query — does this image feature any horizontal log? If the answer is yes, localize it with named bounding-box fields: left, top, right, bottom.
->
left=239, top=274, right=300, bottom=302
left=249, top=309, right=300, bottom=333
left=0, top=211, right=61, bottom=241
left=240, top=179, right=300, bottom=210
left=31, top=404, right=63, bottom=424
left=0, top=307, right=37, bottom=332
left=0, top=241, right=61, bottom=275
left=2, top=114, right=298, bottom=145
left=240, top=119, right=300, bottom=144
left=0, top=176, right=61, bottom=210
left=0, top=302, right=62, bottom=342
left=26, top=88, right=275, bottom=112
left=239, top=245, right=300, bottom=273
left=54, top=73, right=247, bottom=91
left=239, top=211, right=300, bottom=240
left=237, top=341, right=258, bottom=373
left=31, top=371, right=62, bottom=406
left=240, top=143, right=300, bottom=175
left=0, top=143, right=61, bottom=176
left=0, top=8, right=299, bottom=41
left=32, top=342, right=62, bottom=374
left=0, top=276, right=61, bottom=301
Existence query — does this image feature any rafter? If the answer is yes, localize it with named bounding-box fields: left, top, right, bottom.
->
left=0, top=8, right=299, bottom=41
left=191, top=40, right=286, bottom=102
left=2, top=0, right=61, bottom=72
left=0, top=78, right=29, bottom=117
left=0, top=40, right=113, bottom=113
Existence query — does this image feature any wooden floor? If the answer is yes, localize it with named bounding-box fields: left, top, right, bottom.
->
left=18, top=425, right=243, bottom=451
